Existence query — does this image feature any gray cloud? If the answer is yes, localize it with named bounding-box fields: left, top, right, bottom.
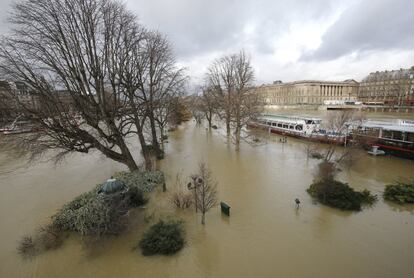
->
left=0, top=0, right=413, bottom=85
left=303, top=0, right=414, bottom=61
left=0, top=0, right=13, bottom=34
left=125, top=0, right=342, bottom=58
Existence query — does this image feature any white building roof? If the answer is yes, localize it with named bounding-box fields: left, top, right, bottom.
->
left=361, top=120, right=414, bottom=133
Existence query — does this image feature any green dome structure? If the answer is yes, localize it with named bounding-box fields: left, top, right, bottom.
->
left=98, top=178, right=128, bottom=195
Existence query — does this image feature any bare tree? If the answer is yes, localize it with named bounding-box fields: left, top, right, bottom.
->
left=192, top=86, right=217, bottom=128
left=189, top=163, right=218, bottom=225
left=206, top=51, right=262, bottom=150
left=117, top=27, right=186, bottom=165
left=231, top=51, right=262, bottom=150
left=154, top=95, right=178, bottom=146
left=114, top=22, right=154, bottom=170
left=170, top=172, right=193, bottom=209
left=135, top=31, right=187, bottom=159
left=207, top=55, right=236, bottom=136
left=310, top=110, right=364, bottom=167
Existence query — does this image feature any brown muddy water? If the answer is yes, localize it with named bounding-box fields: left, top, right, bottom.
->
left=1, top=115, right=414, bottom=278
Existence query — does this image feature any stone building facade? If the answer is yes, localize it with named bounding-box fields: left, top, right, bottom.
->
left=0, top=81, right=41, bottom=122
left=256, top=79, right=359, bottom=105
left=358, top=67, right=414, bottom=106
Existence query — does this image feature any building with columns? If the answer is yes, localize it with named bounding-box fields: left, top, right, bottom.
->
left=256, top=79, right=359, bottom=105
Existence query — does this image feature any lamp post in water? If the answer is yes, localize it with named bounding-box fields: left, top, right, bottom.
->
left=187, top=175, right=203, bottom=213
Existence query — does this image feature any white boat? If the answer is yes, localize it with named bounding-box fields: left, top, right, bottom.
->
left=249, top=114, right=347, bottom=145
left=368, top=146, right=385, bottom=156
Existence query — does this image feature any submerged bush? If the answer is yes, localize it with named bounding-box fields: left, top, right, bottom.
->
left=139, top=220, right=185, bottom=256
left=18, top=170, right=165, bottom=258
left=53, top=193, right=129, bottom=236
left=309, top=151, right=324, bottom=160
left=384, top=182, right=414, bottom=204
left=17, top=225, right=63, bottom=258
left=17, top=236, right=36, bottom=257
left=114, top=170, right=165, bottom=193
left=52, top=170, right=163, bottom=236
left=170, top=190, right=193, bottom=209
left=52, top=187, right=100, bottom=232
left=128, top=186, right=147, bottom=207
left=307, top=179, right=377, bottom=211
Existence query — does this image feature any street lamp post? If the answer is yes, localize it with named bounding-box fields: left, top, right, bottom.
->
left=187, top=175, right=203, bottom=213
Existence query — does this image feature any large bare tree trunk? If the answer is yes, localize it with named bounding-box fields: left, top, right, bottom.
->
left=226, top=114, right=231, bottom=136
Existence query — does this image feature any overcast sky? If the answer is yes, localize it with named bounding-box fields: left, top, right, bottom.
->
left=1, top=0, right=413, bottom=90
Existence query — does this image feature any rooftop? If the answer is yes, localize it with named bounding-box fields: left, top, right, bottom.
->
left=259, top=79, right=359, bottom=87
left=361, top=120, right=414, bottom=133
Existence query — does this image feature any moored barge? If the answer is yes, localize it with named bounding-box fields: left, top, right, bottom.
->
left=348, top=119, right=414, bottom=159
left=248, top=114, right=347, bottom=145
left=249, top=114, right=414, bottom=159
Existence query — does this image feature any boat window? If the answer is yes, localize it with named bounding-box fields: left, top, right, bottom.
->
left=266, top=122, right=271, bottom=126
left=295, top=125, right=303, bottom=131
left=382, top=130, right=393, bottom=139
left=272, top=123, right=277, bottom=126
left=370, top=128, right=380, bottom=137
left=283, top=124, right=288, bottom=129
left=305, top=120, right=313, bottom=124
left=407, top=132, right=414, bottom=142
left=393, top=131, right=404, bottom=141
left=277, top=123, right=282, bottom=127
left=289, top=126, right=294, bottom=130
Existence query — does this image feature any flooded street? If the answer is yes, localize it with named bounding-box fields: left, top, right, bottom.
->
left=1, top=116, right=414, bottom=278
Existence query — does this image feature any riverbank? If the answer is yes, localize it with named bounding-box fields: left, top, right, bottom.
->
left=1, top=121, right=414, bottom=277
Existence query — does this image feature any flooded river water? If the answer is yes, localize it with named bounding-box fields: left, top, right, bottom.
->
left=1, top=111, right=414, bottom=278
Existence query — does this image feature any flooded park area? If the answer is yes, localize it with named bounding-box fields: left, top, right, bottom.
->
left=1, top=111, right=414, bottom=278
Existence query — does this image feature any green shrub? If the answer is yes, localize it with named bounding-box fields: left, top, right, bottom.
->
left=53, top=193, right=129, bottom=236
left=384, top=182, right=414, bottom=204
left=139, top=220, right=185, bottom=256
left=360, top=189, right=378, bottom=205
left=73, top=195, right=129, bottom=235
left=114, top=170, right=165, bottom=193
left=307, top=179, right=377, bottom=211
left=52, top=187, right=100, bottom=231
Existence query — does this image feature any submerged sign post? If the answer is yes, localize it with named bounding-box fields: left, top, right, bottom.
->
left=220, top=202, right=230, bottom=216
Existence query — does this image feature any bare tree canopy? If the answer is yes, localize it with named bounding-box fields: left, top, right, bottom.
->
left=0, top=0, right=186, bottom=170
left=308, top=110, right=364, bottom=166
left=192, top=162, right=218, bottom=225
left=205, top=50, right=263, bottom=150
left=191, top=85, right=218, bottom=128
